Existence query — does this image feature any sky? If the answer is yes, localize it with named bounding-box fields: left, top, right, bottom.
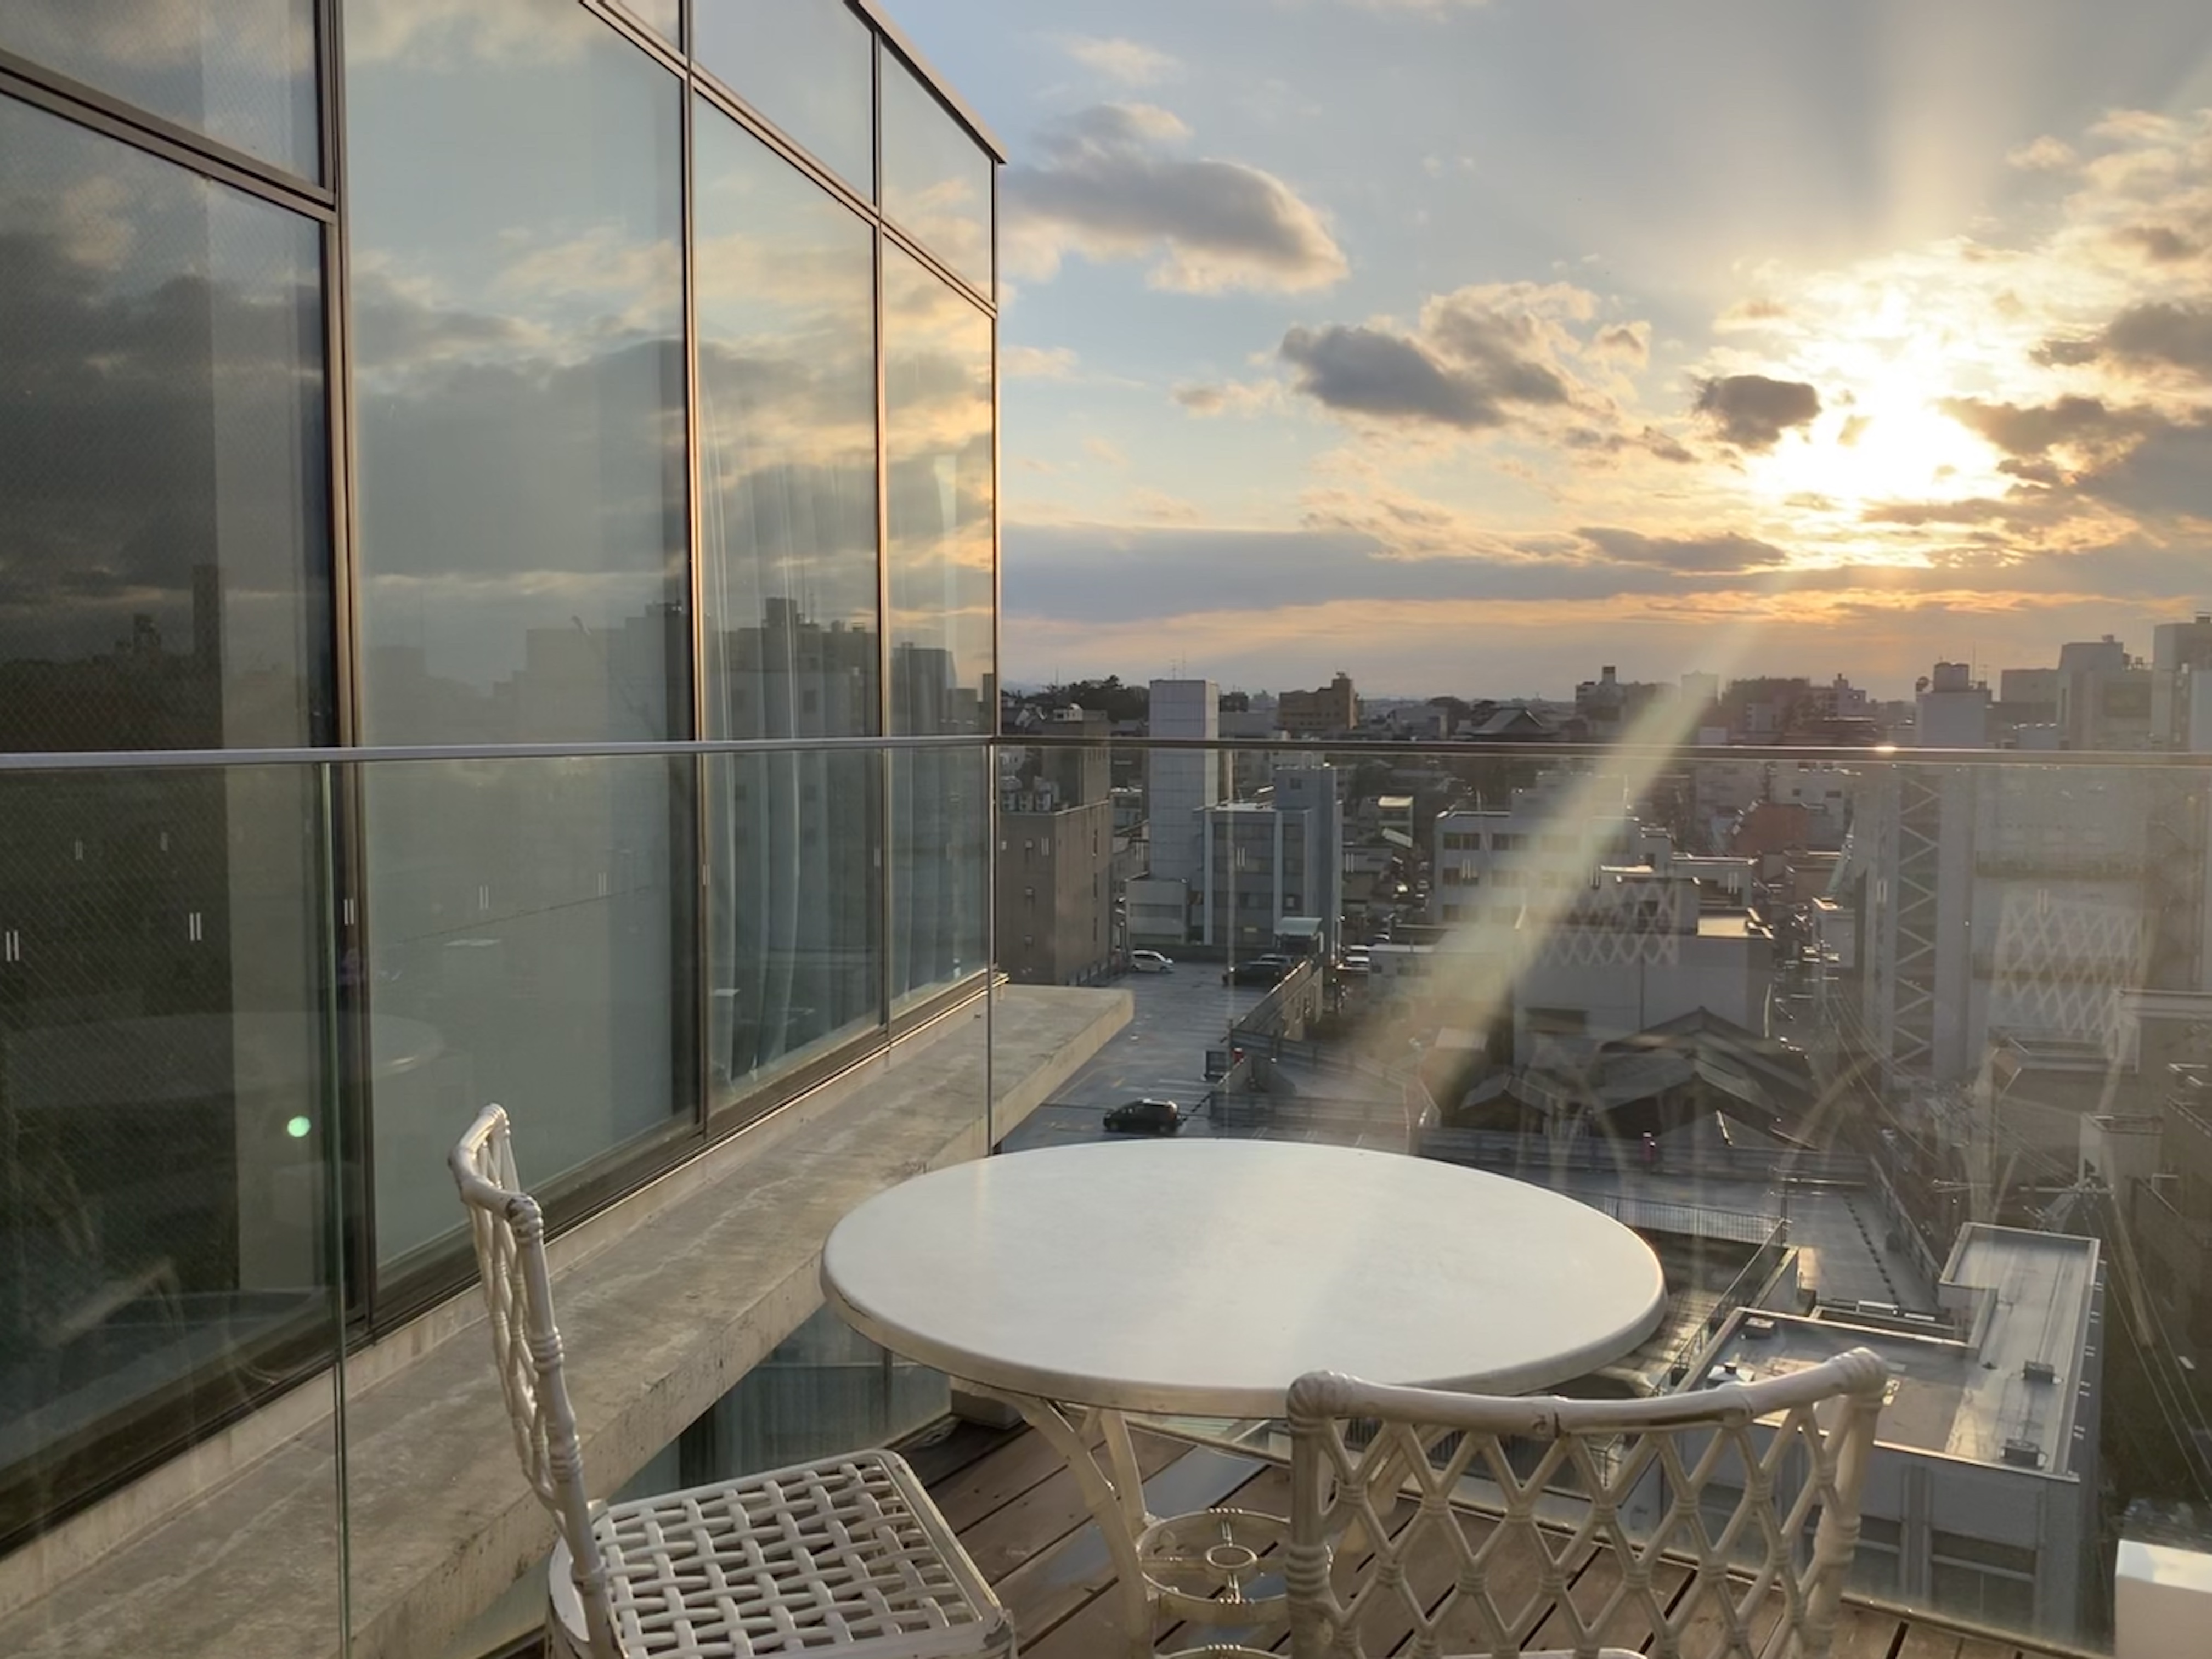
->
left=891, top=0, right=2212, bottom=699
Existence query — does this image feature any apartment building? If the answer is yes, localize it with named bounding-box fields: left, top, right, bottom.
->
left=1429, top=774, right=1636, bottom=929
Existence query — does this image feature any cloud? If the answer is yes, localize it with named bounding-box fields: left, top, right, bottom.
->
left=1939, top=394, right=2147, bottom=458
left=1590, top=321, right=1651, bottom=365
left=1692, top=374, right=1821, bottom=449
left=1002, top=104, right=1346, bottom=294
left=1283, top=321, right=1561, bottom=428
left=2112, top=224, right=2202, bottom=264
left=1003, top=344, right=1078, bottom=379
left=1714, top=297, right=1790, bottom=331
left=2038, top=302, right=2212, bottom=380
left=1277, top=283, right=1649, bottom=435
left=1575, top=528, right=1786, bottom=573
left=1062, top=36, right=1180, bottom=86
left=1083, top=436, right=1128, bottom=467
left=1171, top=380, right=1273, bottom=417
left=2007, top=136, right=2078, bottom=172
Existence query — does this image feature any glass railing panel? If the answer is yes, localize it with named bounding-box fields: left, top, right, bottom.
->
left=988, top=731, right=2212, bottom=1652
left=360, top=753, right=699, bottom=1288
left=0, top=760, right=347, bottom=1656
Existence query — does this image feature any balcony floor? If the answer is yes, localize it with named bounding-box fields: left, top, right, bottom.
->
left=906, top=1418, right=2082, bottom=1659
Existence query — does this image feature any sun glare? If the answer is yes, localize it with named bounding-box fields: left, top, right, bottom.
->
left=1745, top=356, right=2005, bottom=511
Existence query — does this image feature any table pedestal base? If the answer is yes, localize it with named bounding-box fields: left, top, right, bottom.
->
left=969, top=1387, right=1289, bottom=1659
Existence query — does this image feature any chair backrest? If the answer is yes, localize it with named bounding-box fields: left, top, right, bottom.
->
left=1283, top=1346, right=1889, bottom=1659
left=450, top=1104, right=620, bottom=1659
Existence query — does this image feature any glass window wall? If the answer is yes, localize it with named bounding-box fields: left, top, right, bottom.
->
left=347, top=0, right=693, bottom=1273
left=0, top=94, right=338, bottom=1544
left=692, top=0, right=875, bottom=197
left=879, top=54, right=991, bottom=294
left=0, top=0, right=320, bottom=179
left=696, top=104, right=884, bottom=1097
left=884, top=245, right=992, bottom=1003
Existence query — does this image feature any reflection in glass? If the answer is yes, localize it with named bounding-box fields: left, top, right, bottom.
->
left=348, top=3, right=692, bottom=1271
left=0, top=100, right=340, bottom=1542
left=0, top=0, right=319, bottom=178
left=891, top=747, right=987, bottom=1006
left=693, top=0, right=874, bottom=196
left=696, top=106, right=883, bottom=1095
left=0, top=766, right=340, bottom=1553
left=361, top=756, right=692, bottom=1269
left=708, top=752, right=882, bottom=1098
left=883, top=247, right=990, bottom=1006
left=881, top=53, right=992, bottom=292
left=696, top=103, right=878, bottom=737
left=0, top=95, right=333, bottom=753
left=625, top=0, right=682, bottom=49
left=884, top=246, right=993, bottom=739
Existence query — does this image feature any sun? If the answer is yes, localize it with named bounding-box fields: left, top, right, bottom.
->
left=1743, top=354, right=2008, bottom=510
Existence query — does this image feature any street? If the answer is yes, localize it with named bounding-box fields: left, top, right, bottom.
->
left=1001, top=968, right=1271, bottom=1149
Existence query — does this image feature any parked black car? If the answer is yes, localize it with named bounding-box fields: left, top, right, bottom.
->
left=1224, top=954, right=1293, bottom=986
left=1103, top=1098, right=1181, bottom=1135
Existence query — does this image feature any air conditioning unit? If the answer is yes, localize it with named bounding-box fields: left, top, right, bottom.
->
left=2000, top=1437, right=2044, bottom=1469
left=2023, top=1359, right=2058, bottom=1385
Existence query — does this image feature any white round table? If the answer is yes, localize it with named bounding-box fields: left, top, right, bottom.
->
left=822, top=1139, right=1666, bottom=1656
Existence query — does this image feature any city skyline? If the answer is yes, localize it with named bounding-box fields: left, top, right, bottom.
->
left=898, top=0, right=2212, bottom=696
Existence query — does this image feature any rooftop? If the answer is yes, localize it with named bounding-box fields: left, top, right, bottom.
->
left=1702, top=1224, right=2099, bottom=1476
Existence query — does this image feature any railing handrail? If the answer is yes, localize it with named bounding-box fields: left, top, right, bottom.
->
left=0, top=733, right=989, bottom=773
left=5, top=731, right=2208, bottom=774
left=1011, top=732, right=2212, bottom=768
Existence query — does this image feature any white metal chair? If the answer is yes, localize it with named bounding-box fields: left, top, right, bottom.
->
left=449, top=1104, right=1015, bottom=1659
left=1272, top=1346, right=1889, bottom=1659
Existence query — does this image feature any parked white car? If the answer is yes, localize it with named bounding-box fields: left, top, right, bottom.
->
left=1129, top=949, right=1175, bottom=973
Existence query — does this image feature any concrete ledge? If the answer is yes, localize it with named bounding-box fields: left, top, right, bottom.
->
left=0, top=984, right=1128, bottom=1659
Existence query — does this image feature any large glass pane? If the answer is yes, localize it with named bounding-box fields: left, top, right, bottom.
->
left=0, top=764, right=342, bottom=1599
left=0, top=0, right=319, bottom=179
left=891, top=745, right=986, bottom=1005
left=348, top=2, right=693, bottom=1271
left=880, top=53, right=991, bottom=292
left=0, top=95, right=333, bottom=753
left=696, top=105, right=883, bottom=1094
left=0, top=98, right=341, bottom=1549
left=624, top=0, right=681, bottom=49
left=692, top=0, right=874, bottom=196
left=884, top=246, right=992, bottom=738
left=359, top=755, right=694, bottom=1269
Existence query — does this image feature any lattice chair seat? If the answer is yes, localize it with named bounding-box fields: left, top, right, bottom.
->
left=1279, top=1347, right=1889, bottom=1659
left=452, top=1105, right=1014, bottom=1659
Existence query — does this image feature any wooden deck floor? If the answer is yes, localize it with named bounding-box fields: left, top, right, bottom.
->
left=906, top=1419, right=2083, bottom=1659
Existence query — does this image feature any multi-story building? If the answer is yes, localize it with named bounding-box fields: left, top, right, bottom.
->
left=1197, top=762, right=1344, bottom=959
left=1915, top=662, right=1992, bottom=748
left=996, top=711, right=1114, bottom=985
left=2152, top=614, right=2212, bottom=751
left=1853, top=643, right=2212, bottom=1098
left=1505, top=859, right=1774, bottom=1058
left=1429, top=774, right=1635, bottom=929
left=1144, top=677, right=1219, bottom=893
left=1276, top=672, right=1358, bottom=737
left=1698, top=1227, right=2106, bottom=1643
left=0, top=9, right=1122, bottom=1655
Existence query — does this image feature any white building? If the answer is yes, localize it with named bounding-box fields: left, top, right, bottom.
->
left=1697, top=1226, right=2105, bottom=1643
left=1145, top=677, right=1217, bottom=894
left=1430, top=773, right=1635, bottom=930
left=1848, top=760, right=2210, bottom=1088
left=1915, top=661, right=1992, bottom=749
left=1506, top=863, right=1773, bottom=1058
left=1197, top=762, right=1344, bottom=958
